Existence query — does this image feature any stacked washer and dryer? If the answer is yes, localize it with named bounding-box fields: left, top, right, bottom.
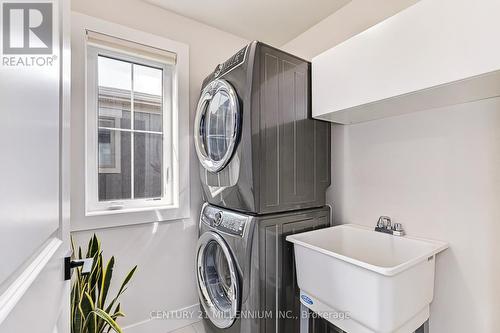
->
left=194, top=41, right=333, bottom=333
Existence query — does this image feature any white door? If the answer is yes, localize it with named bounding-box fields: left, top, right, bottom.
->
left=0, top=1, right=71, bottom=332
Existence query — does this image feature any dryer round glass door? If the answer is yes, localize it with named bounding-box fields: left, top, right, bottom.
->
left=194, top=79, right=240, bottom=173
left=196, top=232, right=240, bottom=328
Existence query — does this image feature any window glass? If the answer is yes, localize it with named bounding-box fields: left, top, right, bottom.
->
left=96, top=55, right=165, bottom=202
left=98, top=56, right=132, bottom=129
left=98, top=130, right=131, bottom=201
left=85, top=31, right=188, bottom=219
left=134, top=132, right=163, bottom=199
left=133, top=64, right=163, bottom=132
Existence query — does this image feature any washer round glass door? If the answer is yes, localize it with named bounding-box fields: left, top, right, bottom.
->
left=194, top=79, right=240, bottom=173
left=196, top=232, right=240, bottom=328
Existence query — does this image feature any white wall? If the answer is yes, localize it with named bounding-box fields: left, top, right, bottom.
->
left=331, top=100, right=500, bottom=332
left=282, top=2, right=500, bottom=331
left=281, top=0, right=420, bottom=60
left=70, top=0, right=248, bottom=332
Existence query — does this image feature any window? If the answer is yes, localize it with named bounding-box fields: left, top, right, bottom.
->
left=85, top=31, right=179, bottom=215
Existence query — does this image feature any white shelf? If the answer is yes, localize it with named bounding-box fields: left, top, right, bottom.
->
left=312, top=0, right=500, bottom=124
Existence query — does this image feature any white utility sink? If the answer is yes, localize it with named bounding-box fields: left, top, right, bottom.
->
left=287, top=224, right=448, bottom=333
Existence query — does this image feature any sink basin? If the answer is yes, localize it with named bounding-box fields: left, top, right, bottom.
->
left=286, top=224, right=448, bottom=333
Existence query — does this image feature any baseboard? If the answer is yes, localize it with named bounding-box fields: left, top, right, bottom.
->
left=122, top=303, right=201, bottom=333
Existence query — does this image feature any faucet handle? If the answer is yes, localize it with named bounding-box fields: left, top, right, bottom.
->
left=375, top=216, right=405, bottom=236
left=386, top=220, right=392, bottom=230
left=377, top=216, right=391, bottom=228
left=393, top=223, right=405, bottom=236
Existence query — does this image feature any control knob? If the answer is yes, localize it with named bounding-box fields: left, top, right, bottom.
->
left=214, top=64, right=223, bottom=77
left=214, top=211, right=223, bottom=226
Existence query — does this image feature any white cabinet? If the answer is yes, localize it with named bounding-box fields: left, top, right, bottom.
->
left=312, top=0, right=500, bottom=124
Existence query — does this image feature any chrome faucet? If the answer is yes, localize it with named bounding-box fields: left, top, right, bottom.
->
left=375, top=216, right=405, bottom=236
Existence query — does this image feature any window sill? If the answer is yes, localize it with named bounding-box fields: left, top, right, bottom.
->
left=72, top=203, right=191, bottom=232
left=85, top=203, right=180, bottom=217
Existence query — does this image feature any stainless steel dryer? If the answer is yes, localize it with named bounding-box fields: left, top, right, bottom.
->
left=194, top=41, right=331, bottom=214
left=196, top=203, right=331, bottom=333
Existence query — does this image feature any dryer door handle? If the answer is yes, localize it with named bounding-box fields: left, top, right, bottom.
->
left=198, top=265, right=204, bottom=283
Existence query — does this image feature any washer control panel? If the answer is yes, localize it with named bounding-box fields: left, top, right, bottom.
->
left=201, top=205, right=247, bottom=237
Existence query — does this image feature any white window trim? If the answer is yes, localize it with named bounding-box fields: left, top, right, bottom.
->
left=71, top=13, right=190, bottom=230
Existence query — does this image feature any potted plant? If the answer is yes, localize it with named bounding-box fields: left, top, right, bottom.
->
left=71, top=234, right=137, bottom=333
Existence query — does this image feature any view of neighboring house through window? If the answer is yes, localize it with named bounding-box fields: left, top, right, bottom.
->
left=86, top=34, right=176, bottom=214
left=97, top=56, right=164, bottom=200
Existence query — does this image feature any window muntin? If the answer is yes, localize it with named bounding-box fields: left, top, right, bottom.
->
left=87, top=44, right=174, bottom=213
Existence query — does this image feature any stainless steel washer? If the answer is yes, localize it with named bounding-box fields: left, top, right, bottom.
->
left=196, top=203, right=332, bottom=333
left=196, top=204, right=249, bottom=333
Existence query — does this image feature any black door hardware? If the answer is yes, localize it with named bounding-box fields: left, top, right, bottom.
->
left=64, top=257, right=93, bottom=280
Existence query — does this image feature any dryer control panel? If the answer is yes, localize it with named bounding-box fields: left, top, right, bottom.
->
left=214, top=45, right=248, bottom=78
left=201, top=205, right=248, bottom=237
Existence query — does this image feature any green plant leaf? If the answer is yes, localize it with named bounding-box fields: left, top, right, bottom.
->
left=117, top=265, right=137, bottom=296
left=87, top=234, right=100, bottom=258
left=71, top=278, right=80, bottom=333
left=111, top=303, right=125, bottom=319
left=104, top=266, right=137, bottom=315
left=72, top=234, right=135, bottom=333
left=98, top=301, right=123, bottom=333
left=81, top=292, right=97, bottom=333
left=111, top=312, right=125, bottom=319
left=76, top=306, right=85, bottom=333
left=91, top=308, right=123, bottom=333
left=72, top=288, right=82, bottom=333
left=88, top=253, right=102, bottom=299
left=86, top=236, right=93, bottom=258
left=99, top=256, right=115, bottom=308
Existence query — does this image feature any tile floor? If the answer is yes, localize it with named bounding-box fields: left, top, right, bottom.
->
left=170, top=320, right=205, bottom=333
